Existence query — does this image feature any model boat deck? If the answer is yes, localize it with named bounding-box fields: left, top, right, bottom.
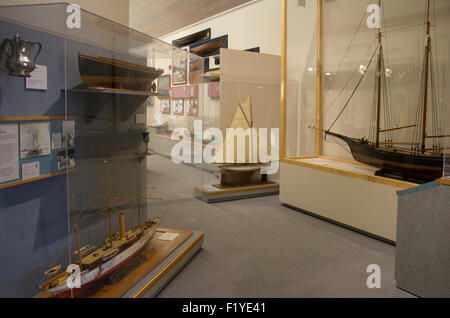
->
left=81, top=227, right=144, bottom=267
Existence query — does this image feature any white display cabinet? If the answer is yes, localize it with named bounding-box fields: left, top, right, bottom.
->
left=279, top=0, right=449, bottom=242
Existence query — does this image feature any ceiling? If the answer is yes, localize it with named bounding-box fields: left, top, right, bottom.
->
left=129, top=0, right=253, bottom=38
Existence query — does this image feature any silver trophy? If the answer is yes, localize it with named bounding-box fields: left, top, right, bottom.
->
left=2, top=34, right=42, bottom=77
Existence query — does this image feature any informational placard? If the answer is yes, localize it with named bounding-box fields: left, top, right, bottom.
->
left=21, top=161, right=40, bottom=180
left=0, top=124, right=19, bottom=184
left=26, top=65, right=47, bottom=90
left=158, top=232, right=180, bottom=242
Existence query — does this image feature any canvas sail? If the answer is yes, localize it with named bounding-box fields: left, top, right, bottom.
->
left=212, top=96, right=272, bottom=164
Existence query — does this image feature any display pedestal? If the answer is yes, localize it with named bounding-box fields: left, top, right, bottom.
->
left=280, top=157, right=417, bottom=243
left=196, top=182, right=279, bottom=203
left=36, top=228, right=203, bottom=298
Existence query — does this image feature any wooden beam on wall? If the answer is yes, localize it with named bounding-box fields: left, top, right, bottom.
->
left=280, top=0, right=287, bottom=160
left=315, top=0, right=323, bottom=156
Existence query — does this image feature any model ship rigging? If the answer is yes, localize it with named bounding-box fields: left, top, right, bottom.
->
left=319, top=0, right=445, bottom=182
left=39, top=161, right=163, bottom=298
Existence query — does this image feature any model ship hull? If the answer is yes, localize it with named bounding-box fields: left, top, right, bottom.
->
left=328, top=132, right=443, bottom=181
left=190, top=38, right=224, bottom=56
left=172, top=28, right=211, bottom=48
left=78, top=53, right=163, bottom=92
left=42, top=228, right=155, bottom=298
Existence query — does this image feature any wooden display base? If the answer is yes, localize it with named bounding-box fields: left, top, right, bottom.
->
left=212, top=180, right=274, bottom=190
left=195, top=182, right=279, bottom=203
left=36, top=228, right=203, bottom=298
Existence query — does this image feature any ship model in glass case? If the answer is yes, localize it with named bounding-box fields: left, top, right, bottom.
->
left=78, top=53, right=163, bottom=93
left=39, top=161, right=162, bottom=298
left=322, top=0, right=445, bottom=182
left=212, top=96, right=273, bottom=188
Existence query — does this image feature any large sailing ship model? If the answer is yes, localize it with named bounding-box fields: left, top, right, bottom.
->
left=212, top=96, right=273, bottom=188
left=322, top=0, right=445, bottom=182
left=39, top=161, right=162, bottom=298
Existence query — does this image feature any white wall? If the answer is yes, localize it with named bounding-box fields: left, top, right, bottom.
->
left=146, top=0, right=287, bottom=134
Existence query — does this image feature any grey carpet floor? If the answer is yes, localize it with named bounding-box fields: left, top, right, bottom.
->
left=146, top=154, right=414, bottom=298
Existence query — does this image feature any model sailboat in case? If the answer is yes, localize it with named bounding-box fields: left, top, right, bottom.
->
left=321, top=0, right=446, bottom=182
left=212, top=96, right=274, bottom=188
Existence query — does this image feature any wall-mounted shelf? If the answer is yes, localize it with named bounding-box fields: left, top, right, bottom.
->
left=0, top=168, right=77, bottom=191
left=69, top=86, right=159, bottom=97
left=0, top=115, right=77, bottom=121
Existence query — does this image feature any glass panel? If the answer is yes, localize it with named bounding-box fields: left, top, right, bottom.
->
left=195, top=47, right=281, bottom=195
left=0, top=3, right=205, bottom=298
left=285, top=0, right=317, bottom=158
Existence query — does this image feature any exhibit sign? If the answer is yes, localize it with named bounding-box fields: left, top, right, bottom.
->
left=0, top=124, right=19, bottom=184
left=21, top=161, right=40, bottom=180
left=25, top=65, right=47, bottom=90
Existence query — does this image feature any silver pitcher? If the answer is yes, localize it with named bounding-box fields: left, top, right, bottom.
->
left=2, top=34, right=42, bottom=77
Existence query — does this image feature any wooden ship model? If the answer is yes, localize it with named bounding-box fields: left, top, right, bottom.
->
left=39, top=161, right=162, bottom=298
left=322, top=0, right=445, bottom=182
left=212, top=96, right=273, bottom=188
left=78, top=53, right=163, bottom=92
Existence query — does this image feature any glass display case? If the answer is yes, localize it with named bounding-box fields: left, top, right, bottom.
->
left=282, top=0, right=449, bottom=183
left=195, top=48, right=281, bottom=203
left=279, top=0, right=449, bottom=243
left=0, top=3, right=204, bottom=298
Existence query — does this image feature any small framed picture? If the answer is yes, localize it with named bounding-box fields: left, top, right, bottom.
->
left=157, top=74, right=171, bottom=97
left=172, top=99, right=184, bottom=115
left=185, top=98, right=198, bottom=116
left=160, top=99, right=171, bottom=114
left=20, top=121, right=51, bottom=159
left=172, top=56, right=187, bottom=85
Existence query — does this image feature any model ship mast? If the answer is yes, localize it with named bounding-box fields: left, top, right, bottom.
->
left=93, top=160, right=161, bottom=244
left=126, top=161, right=161, bottom=228
left=421, top=0, right=431, bottom=153
left=71, top=186, right=82, bottom=266
left=375, top=0, right=383, bottom=148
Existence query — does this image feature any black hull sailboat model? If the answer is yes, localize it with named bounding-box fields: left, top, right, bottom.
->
left=322, top=0, right=445, bottom=182
left=326, top=131, right=443, bottom=181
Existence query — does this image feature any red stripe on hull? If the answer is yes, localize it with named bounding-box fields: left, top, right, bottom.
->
left=53, top=232, right=154, bottom=298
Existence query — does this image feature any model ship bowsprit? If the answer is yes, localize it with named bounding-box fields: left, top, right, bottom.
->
left=39, top=161, right=163, bottom=298
left=320, top=0, right=445, bottom=182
